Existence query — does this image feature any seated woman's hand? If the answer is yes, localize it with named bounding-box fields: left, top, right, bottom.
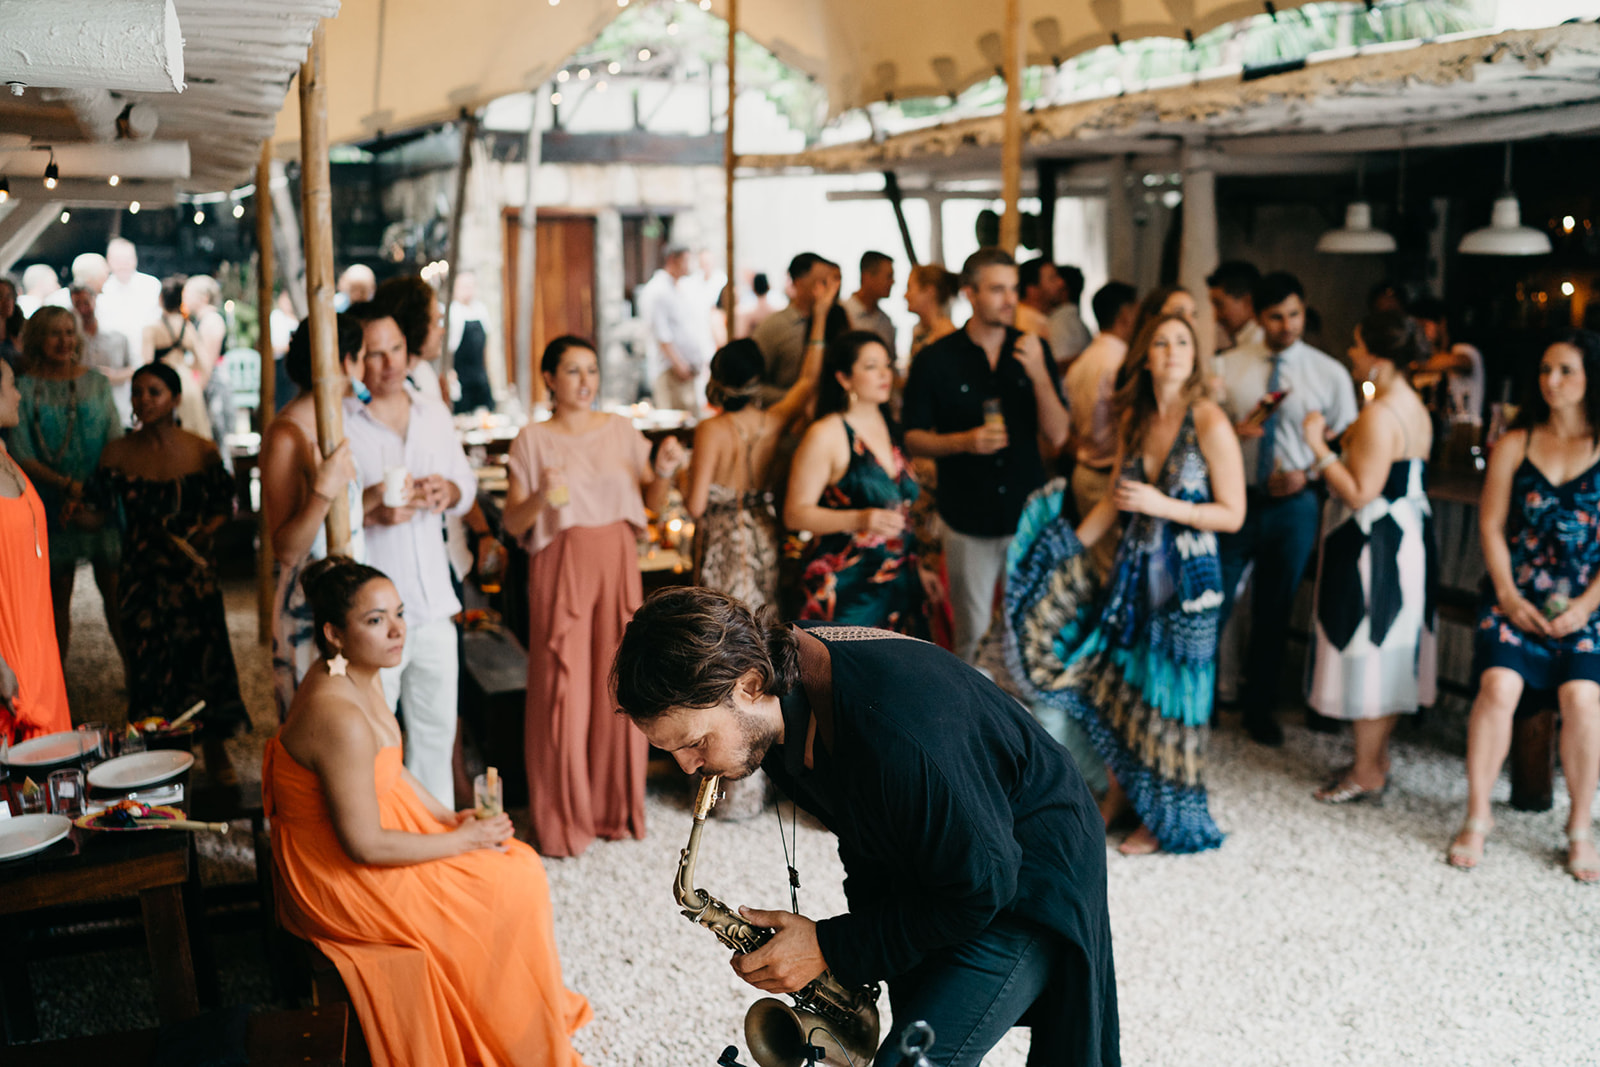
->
left=1548, top=594, right=1598, bottom=639
left=1498, top=590, right=1554, bottom=638
left=451, top=811, right=515, bottom=852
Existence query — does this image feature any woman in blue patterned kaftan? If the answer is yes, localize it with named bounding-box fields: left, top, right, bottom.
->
left=1005, top=314, right=1246, bottom=854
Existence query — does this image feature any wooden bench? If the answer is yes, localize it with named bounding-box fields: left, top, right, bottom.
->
left=3, top=1006, right=349, bottom=1065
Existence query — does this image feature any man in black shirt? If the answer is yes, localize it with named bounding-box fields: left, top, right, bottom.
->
left=901, top=248, right=1069, bottom=664
left=612, top=588, right=1119, bottom=1067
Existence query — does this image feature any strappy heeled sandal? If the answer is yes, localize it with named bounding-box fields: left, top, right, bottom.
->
left=1567, top=826, right=1600, bottom=885
left=1447, top=816, right=1492, bottom=870
left=1314, top=776, right=1388, bottom=806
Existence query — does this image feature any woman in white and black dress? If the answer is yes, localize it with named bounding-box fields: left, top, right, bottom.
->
left=1302, top=310, right=1436, bottom=804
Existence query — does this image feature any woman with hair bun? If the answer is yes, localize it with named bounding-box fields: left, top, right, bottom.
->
left=264, top=557, right=592, bottom=1066
left=686, top=337, right=825, bottom=614
left=905, top=265, right=958, bottom=359
left=1301, top=309, right=1436, bottom=804
left=86, top=361, right=247, bottom=782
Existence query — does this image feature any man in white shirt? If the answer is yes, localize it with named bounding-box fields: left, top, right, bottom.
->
left=1061, top=281, right=1138, bottom=580
left=346, top=307, right=478, bottom=803
left=17, top=264, right=61, bottom=317
left=641, top=246, right=712, bottom=412
left=1215, top=271, right=1359, bottom=746
left=842, top=250, right=897, bottom=353
left=1048, top=265, right=1091, bottom=366
left=1207, top=260, right=1263, bottom=354
left=97, top=238, right=162, bottom=361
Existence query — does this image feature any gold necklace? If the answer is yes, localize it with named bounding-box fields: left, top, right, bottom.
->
left=0, top=452, right=42, bottom=558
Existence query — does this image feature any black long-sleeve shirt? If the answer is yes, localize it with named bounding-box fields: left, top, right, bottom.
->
left=763, top=623, right=1119, bottom=1066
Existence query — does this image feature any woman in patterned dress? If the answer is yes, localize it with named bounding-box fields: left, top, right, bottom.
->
left=8, top=306, right=125, bottom=664
left=686, top=338, right=824, bottom=614
left=1005, top=314, right=1245, bottom=854
left=785, top=331, right=938, bottom=634
left=85, top=361, right=249, bottom=783
left=1450, top=331, right=1600, bottom=882
left=1302, top=311, right=1436, bottom=804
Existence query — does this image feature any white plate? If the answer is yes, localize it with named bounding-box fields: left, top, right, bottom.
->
left=0, top=814, right=72, bottom=861
left=3, top=731, right=86, bottom=768
left=87, top=750, right=195, bottom=791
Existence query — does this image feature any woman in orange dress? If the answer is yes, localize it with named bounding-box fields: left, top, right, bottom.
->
left=0, top=357, right=71, bottom=742
left=264, top=557, right=591, bottom=1067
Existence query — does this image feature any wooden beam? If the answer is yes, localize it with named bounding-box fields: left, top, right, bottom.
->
left=0, top=0, right=182, bottom=93
left=298, top=21, right=350, bottom=556
left=514, top=94, right=541, bottom=412
left=440, top=112, right=480, bottom=388
left=724, top=0, right=739, bottom=330
left=882, top=171, right=919, bottom=266
left=256, top=139, right=276, bottom=645
left=998, top=0, right=1023, bottom=253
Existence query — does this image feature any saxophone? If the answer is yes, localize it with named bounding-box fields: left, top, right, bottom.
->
left=675, top=774, right=881, bottom=1067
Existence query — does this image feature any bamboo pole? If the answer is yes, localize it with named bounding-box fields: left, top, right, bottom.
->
left=255, top=139, right=276, bottom=644
left=514, top=94, right=540, bottom=412
left=298, top=20, right=350, bottom=555
left=999, top=0, right=1023, bottom=253
left=440, top=111, right=479, bottom=389
left=723, top=0, right=738, bottom=329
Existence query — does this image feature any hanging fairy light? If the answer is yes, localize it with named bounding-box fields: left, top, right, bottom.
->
left=0, top=175, right=9, bottom=203
left=638, top=48, right=651, bottom=60
left=608, top=61, right=620, bottom=74
left=128, top=200, right=140, bottom=214
left=557, top=69, right=570, bottom=83
left=43, top=151, right=58, bottom=190
left=59, top=210, right=70, bottom=223
left=193, top=208, right=205, bottom=224
left=232, top=202, right=245, bottom=219
left=578, top=68, right=590, bottom=80
left=108, top=174, right=120, bottom=187
left=551, top=91, right=564, bottom=105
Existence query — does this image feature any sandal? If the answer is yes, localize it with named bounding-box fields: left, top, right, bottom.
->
left=1447, top=816, right=1492, bottom=870
left=1567, top=826, right=1600, bottom=885
left=1315, top=776, right=1389, bottom=805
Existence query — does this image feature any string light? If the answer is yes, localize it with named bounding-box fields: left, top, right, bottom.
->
left=0, top=176, right=9, bottom=203
left=596, top=80, right=608, bottom=92
left=638, top=48, right=651, bottom=60
left=578, top=68, right=590, bottom=80
left=59, top=210, right=69, bottom=223
left=551, top=91, right=564, bottom=105
left=667, top=21, right=679, bottom=34
left=1563, top=215, right=1577, bottom=234
left=193, top=208, right=205, bottom=224
left=128, top=200, right=140, bottom=214
left=617, top=0, right=628, bottom=7
left=608, top=62, right=621, bottom=74
left=232, top=202, right=245, bottom=218
left=557, top=70, right=570, bottom=83
left=699, top=0, right=711, bottom=9
left=43, top=152, right=58, bottom=190
left=108, top=174, right=120, bottom=187
left=1562, top=281, right=1576, bottom=296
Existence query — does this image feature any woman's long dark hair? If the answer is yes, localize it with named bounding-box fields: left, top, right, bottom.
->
left=1112, top=312, right=1206, bottom=458
left=815, top=330, right=890, bottom=418
left=1513, top=329, right=1600, bottom=441
left=300, top=556, right=391, bottom=658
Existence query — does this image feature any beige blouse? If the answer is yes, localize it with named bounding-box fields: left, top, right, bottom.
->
left=507, top=414, right=652, bottom=558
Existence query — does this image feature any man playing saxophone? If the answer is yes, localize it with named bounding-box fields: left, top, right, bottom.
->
left=612, top=588, right=1120, bottom=1067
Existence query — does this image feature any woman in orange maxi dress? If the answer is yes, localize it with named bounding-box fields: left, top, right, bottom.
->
left=0, top=357, right=71, bottom=742
left=264, top=557, right=591, bottom=1067
left=504, top=337, right=684, bottom=858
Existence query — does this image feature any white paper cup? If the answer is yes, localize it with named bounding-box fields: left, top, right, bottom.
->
left=382, top=466, right=409, bottom=508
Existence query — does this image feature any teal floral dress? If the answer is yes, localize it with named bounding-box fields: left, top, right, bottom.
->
left=89, top=460, right=250, bottom=739
left=9, top=370, right=122, bottom=569
left=1474, top=454, right=1600, bottom=687
left=798, top=422, right=925, bottom=635
left=1005, top=408, right=1225, bottom=853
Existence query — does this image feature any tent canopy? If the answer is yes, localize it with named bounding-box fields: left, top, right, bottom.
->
left=273, top=0, right=1325, bottom=150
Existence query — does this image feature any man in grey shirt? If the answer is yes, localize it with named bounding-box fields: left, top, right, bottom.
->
left=752, top=251, right=827, bottom=404
left=842, top=250, right=896, bottom=354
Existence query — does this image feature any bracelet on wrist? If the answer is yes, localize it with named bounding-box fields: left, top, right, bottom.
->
left=1311, top=452, right=1338, bottom=474
left=311, top=487, right=334, bottom=504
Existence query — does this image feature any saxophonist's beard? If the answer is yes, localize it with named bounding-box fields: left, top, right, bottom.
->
left=722, top=703, right=781, bottom=780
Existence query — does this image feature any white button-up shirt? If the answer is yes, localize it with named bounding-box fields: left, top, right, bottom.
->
left=345, top=385, right=477, bottom=629
left=1216, top=338, right=1358, bottom=488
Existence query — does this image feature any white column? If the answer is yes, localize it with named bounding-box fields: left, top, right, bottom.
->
left=1105, top=154, right=1135, bottom=283
left=1179, top=145, right=1219, bottom=363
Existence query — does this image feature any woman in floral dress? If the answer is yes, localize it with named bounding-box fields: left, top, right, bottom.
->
left=1450, top=331, right=1600, bottom=882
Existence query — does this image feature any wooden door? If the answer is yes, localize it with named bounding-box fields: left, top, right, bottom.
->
left=502, top=209, right=597, bottom=402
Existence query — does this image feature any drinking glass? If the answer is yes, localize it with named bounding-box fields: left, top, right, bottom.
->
left=473, top=772, right=504, bottom=820
left=16, top=785, right=46, bottom=815
left=120, top=725, right=147, bottom=756
left=983, top=397, right=1006, bottom=431
left=76, top=722, right=108, bottom=767
left=48, top=768, right=85, bottom=818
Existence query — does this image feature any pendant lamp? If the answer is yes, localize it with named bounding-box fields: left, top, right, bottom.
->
left=1316, top=160, right=1396, bottom=254
left=1458, top=144, right=1550, bottom=256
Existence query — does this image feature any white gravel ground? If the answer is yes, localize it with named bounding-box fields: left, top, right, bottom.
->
left=57, top=571, right=1600, bottom=1065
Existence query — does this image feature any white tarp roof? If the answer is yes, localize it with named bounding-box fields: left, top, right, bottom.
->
left=273, top=0, right=1331, bottom=149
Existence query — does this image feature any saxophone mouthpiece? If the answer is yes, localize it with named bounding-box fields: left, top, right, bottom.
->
left=693, top=774, right=724, bottom=819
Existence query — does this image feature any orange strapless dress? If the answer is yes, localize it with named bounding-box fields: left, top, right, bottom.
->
left=263, top=740, right=592, bottom=1067
left=0, top=475, right=69, bottom=741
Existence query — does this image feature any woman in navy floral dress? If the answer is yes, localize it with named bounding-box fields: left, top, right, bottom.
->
left=1451, top=331, right=1600, bottom=882
left=785, top=331, right=933, bottom=635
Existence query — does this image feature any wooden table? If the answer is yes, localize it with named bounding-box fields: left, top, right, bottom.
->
left=0, top=775, right=212, bottom=1043
left=4, top=1005, right=350, bottom=1066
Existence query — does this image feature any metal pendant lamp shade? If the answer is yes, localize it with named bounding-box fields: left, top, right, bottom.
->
left=1458, top=144, right=1551, bottom=256
left=1316, top=202, right=1396, bottom=254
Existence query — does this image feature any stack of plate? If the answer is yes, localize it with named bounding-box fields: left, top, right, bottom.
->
left=2, top=731, right=88, bottom=773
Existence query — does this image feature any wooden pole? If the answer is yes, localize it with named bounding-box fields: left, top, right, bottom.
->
left=999, top=0, right=1023, bottom=253
left=515, top=94, right=540, bottom=412
left=723, top=0, right=738, bottom=329
left=298, top=20, right=350, bottom=555
left=255, top=139, right=276, bottom=644
left=440, top=111, right=479, bottom=389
